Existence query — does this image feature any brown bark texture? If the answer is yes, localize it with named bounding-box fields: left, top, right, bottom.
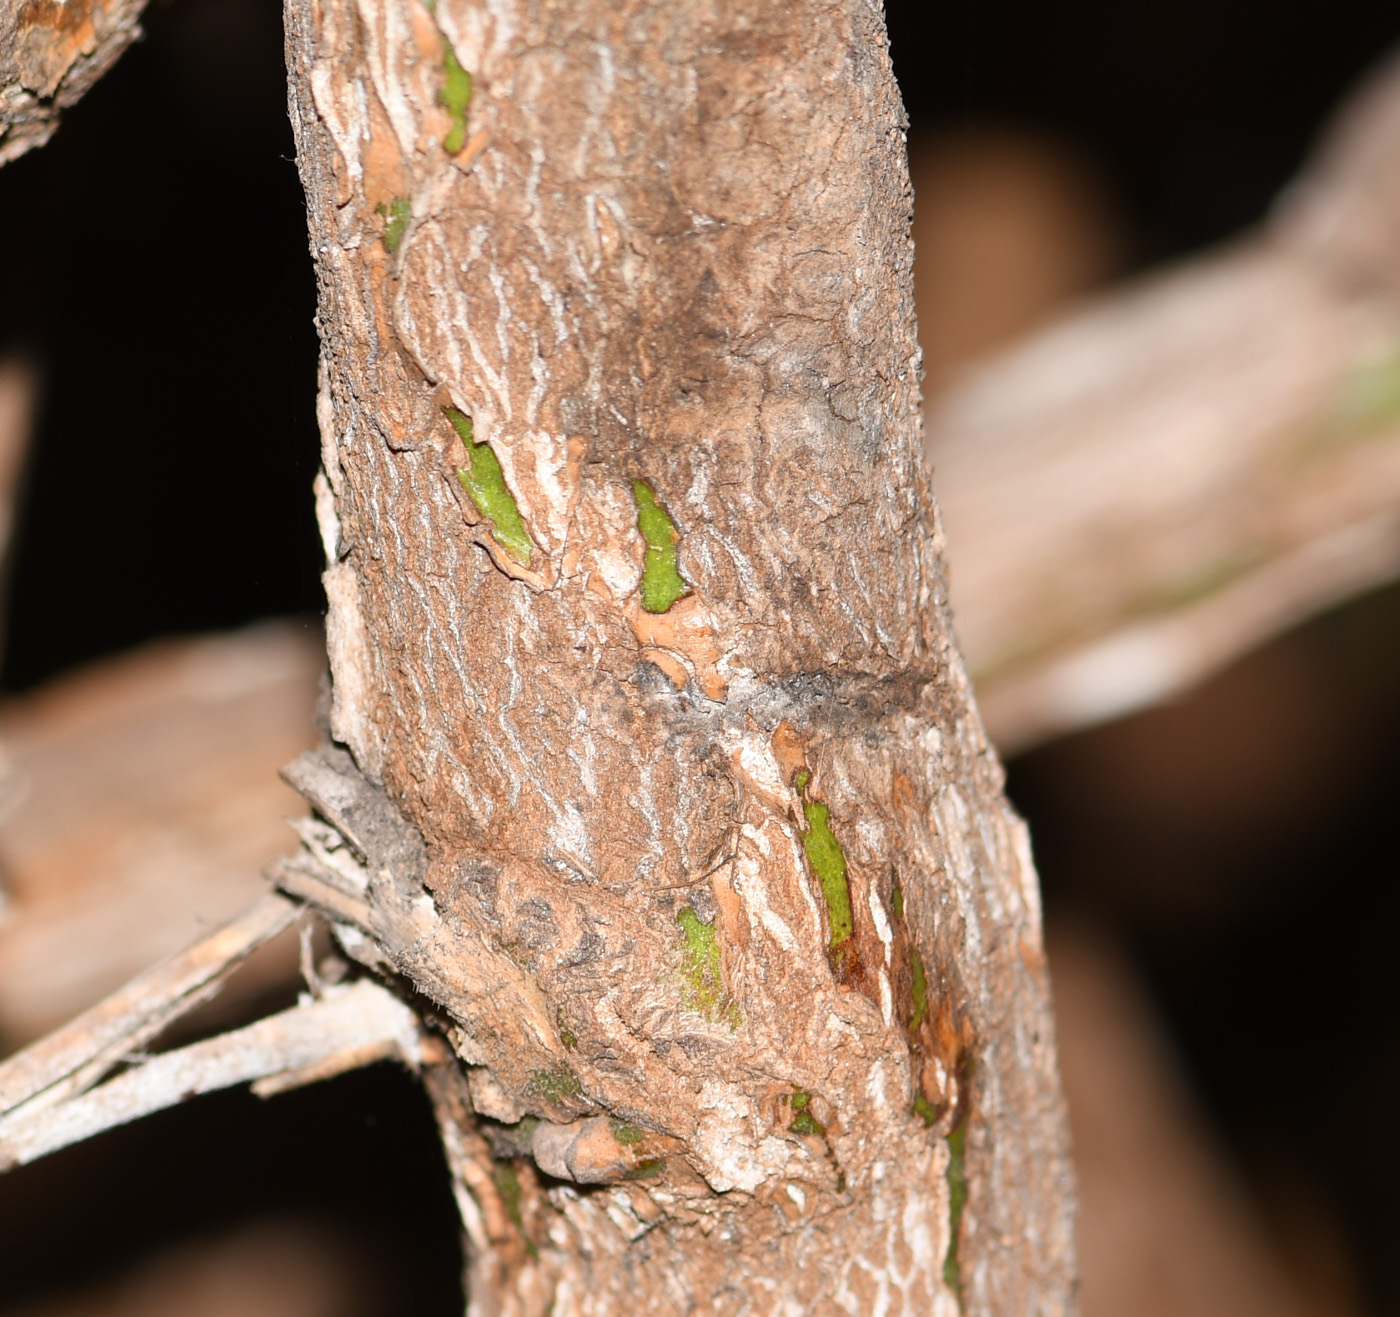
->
left=280, top=0, right=1074, bottom=1312
left=0, top=0, right=145, bottom=163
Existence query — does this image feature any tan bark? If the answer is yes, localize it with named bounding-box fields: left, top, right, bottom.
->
left=280, top=0, right=1073, bottom=1313
left=0, top=0, right=146, bottom=163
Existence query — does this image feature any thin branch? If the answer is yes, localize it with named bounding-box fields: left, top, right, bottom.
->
left=0, top=977, right=424, bottom=1169
left=0, top=0, right=149, bottom=164
left=0, top=892, right=297, bottom=1122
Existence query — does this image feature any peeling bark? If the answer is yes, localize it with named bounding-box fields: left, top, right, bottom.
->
left=281, top=0, right=1074, bottom=1312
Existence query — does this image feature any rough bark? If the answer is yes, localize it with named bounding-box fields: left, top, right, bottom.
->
left=281, top=1, right=1073, bottom=1313
left=0, top=0, right=146, bottom=163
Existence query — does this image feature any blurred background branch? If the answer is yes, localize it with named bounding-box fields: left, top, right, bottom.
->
left=925, top=49, right=1400, bottom=753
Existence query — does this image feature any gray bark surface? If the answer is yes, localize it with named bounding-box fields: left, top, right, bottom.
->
left=281, top=0, right=1075, bottom=1311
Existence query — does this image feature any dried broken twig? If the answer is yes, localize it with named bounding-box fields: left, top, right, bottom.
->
left=0, top=975, right=424, bottom=1169
left=0, top=892, right=297, bottom=1123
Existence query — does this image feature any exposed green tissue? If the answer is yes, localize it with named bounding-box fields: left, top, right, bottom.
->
left=789, top=1089, right=826, bottom=1138
left=633, top=480, right=688, bottom=613
left=801, top=800, right=853, bottom=949
left=623, top=1158, right=664, bottom=1179
left=909, top=947, right=929, bottom=1034
left=446, top=408, right=535, bottom=566
left=376, top=197, right=411, bottom=253
left=527, top=1067, right=582, bottom=1102
left=493, top=1161, right=525, bottom=1228
left=491, top=1161, right=538, bottom=1257
left=676, top=906, right=741, bottom=1026
left=440, top=44, right=473, bottom=154
left=943, top=1123, right=968, bottom=1305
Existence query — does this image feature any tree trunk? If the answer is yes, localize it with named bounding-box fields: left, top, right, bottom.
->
left=280, top=0, right=1075, bottom=1311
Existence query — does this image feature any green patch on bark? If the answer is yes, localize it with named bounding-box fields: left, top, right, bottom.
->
left=788, top=1089, right=846, bottom=1192
left=491, top=1161, right=539, bottom=1257
left=1145, top=550, right=1260, bottom=615
left=375, top=197, right=411, bottom=253
left=633, top=480, right=688, bottom=613
left=676, top=907, right=741, bottom=1026
left=943, top=1123, right=968, bottom=1307
left=909, top=946, right=930, bottom=1034
left=610, top=1120, right=645, bottom=1146
left=623, top=1158, right=665, bottom=1179
left=1332, top=341, right=1400, bottom=432
left=440, top=44, right=473, bottom=154
left=801, top=800, right=853, bottom=951
left=493, top=1160, right=524, bottom=1227
left=789, top=1089, right=826, bottom=1138
left=527, top=1067, right=582, bottom=1103
left=446, top=408, right=535, bottom=566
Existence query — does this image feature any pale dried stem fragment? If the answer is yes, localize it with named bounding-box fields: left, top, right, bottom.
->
left=0, top=891, right=298, bottom=1121
left=0, top=976, right=424, bottom=1169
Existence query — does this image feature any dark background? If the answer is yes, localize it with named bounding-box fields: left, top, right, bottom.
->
left=0, top=0, right=1398, bottom=1312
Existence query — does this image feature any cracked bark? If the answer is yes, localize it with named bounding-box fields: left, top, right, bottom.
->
left=281, top=0, right=1075, bottom=1312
